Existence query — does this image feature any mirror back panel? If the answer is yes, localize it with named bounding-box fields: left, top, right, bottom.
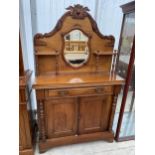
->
left=34, top=4, right=115, bottom=75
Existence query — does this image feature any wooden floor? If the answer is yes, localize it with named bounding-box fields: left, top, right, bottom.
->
left=35, top=140, right=135, bottom=155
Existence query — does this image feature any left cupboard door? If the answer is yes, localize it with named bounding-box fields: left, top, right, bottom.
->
left=45, top=98, right=78, bottom=138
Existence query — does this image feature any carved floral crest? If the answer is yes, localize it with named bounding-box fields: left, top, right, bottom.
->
left=66, top=4, right=90, bottom=19
left=34, top=4, right=114, bottom=45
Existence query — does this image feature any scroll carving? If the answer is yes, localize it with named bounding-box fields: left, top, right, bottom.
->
left=66, top=4, right=90, bottom=19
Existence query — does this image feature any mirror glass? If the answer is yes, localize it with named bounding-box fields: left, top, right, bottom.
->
left=64, top=30, right=89, bottom=68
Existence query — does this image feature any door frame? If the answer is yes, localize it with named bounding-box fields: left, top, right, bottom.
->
left=114, top=1, right=135, bottom=142
left=115, top=37, right=135, bottom=141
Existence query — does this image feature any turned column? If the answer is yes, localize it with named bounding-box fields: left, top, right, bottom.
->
left=108, top=86, right=121, bottom=132
left=108, top=94, right=118, bottom=132
left=38, top=100, right=46, bottom=142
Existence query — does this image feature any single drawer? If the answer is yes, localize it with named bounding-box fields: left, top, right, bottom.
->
left=46, top=86, right=113, bottom=98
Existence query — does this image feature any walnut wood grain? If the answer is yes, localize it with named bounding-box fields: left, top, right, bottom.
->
left=45, top=98, right=77, bottom=138
left=39, top=131, right=114, bottom=153
left=19, top=149, right=34, bottom=155
left=19, top=72, right=34, bottom=155
left=46, top=86, right=112, bottom=98
left=33, top=73, right=124, bottom=89
left=33, top=4, right=124, bottom=153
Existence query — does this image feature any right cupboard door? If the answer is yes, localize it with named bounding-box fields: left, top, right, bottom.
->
left=79, top=96, right=112, bottom=134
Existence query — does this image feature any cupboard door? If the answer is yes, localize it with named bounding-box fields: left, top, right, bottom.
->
left=45, top=98, right=77, bottom=138
left=79, top=96, right=112, bottom=134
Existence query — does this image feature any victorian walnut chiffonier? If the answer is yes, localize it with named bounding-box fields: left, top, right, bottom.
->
left=33, top=4, right=124, bottom=153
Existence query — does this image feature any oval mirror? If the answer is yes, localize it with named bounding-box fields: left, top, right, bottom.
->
left=63, top=29, right=89, bottom=68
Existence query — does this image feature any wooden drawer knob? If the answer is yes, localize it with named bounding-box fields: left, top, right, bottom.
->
left=95, top=88, right=103, bottom=93
left=58, top=90, right=68, bottom=96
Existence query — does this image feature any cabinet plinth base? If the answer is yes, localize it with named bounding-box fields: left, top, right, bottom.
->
left=19, top=148, right=34, bottom=155
left=39, top=131, right=114, bottom=153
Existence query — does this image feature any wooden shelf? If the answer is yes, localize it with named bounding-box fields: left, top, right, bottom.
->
left=35, top=51, right=59, bottom=56
left=93, top=51, right=117, bottom=56
left=35, top=47, right=59, bottom=55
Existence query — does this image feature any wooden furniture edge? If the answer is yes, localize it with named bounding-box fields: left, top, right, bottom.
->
left=19, top=148, right=34, bottom=155
left=93, top=51, right=118, bottom=56
left=120, top=1, right=135, bottom=14
left=39, top=131, right=114, bottom=153
left=35, top=51, right=60, bottom=56
left=20, top=70, right=33, bottom=88
left=116, top=136, right=135, bottom=142
left=33, top=80, right=124, bottom=90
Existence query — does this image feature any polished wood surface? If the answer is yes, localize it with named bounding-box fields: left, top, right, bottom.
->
left=45, top=85, right=113, bottom=98
left=79, top=96, right=111, bottom=134
left=45, top=98, right=77, bottom=138
left=19, top=104, right=33, bottom=155
left=19, top=71, right=34, bottom=155
left=33, top=4, right=124, bottom=153
left=39, top=131, right=114, bottom=152
left=33, top=73, right=123, bottom=89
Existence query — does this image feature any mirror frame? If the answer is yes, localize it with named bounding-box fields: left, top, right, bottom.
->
left=61, top=28, right=91, bottom=69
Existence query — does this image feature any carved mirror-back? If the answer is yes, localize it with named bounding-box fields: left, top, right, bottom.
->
left=34, top=4, right=115, bottom=75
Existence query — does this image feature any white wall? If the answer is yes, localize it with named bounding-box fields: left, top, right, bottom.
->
left=31, top=0, right=134, bottom=49
left=96, top=0, right=134, bottom=49
left=31, top=0, right=97, bottom=35
left=19, top=0, right=36, bottom=110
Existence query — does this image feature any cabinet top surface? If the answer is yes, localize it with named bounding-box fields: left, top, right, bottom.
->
left=33, top=73, right=124, bottom=89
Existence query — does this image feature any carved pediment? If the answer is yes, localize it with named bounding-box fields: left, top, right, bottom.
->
left=34, top=4, right=115, bottom=45
left=34, top=4, right=115, bottom=75
left=66, top=4, right=90, bottom=19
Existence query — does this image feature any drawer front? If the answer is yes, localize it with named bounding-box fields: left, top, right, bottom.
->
left=46, top=86, right=113, bottom=98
